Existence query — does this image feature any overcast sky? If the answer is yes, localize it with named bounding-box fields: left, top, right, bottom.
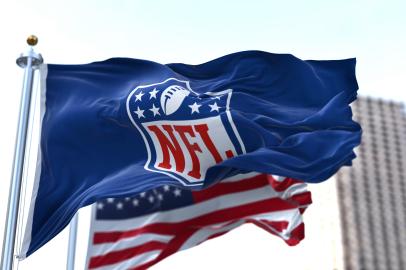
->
left=0, top=0, right=405, bottom=269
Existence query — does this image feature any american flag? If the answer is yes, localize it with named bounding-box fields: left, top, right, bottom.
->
left=85, top=173, right=312, bottom=269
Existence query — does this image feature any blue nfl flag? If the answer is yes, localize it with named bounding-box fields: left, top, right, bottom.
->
left=21, top=51, right=361, bottom=257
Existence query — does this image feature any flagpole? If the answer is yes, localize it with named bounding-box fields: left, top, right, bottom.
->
left=66, top=213, right=79, bottom=270
left=1, top=35, right=43, bottom=270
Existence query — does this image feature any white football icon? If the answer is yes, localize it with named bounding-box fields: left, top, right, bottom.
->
left=160, top=85, right=190, bottom=115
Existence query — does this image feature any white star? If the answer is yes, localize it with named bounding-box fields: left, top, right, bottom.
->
left=107, top=198, right=115, bottom=203
left=116, top=202, right=123, bottom=210
left=149, top=104, right=160, bottom=116
left=125, top=197, right=130, bottom=201
left=134, top=106, right=145, bottom=119
left=157, top=193, right=164, bottom=201
left=97, top=203, right=104, bottom=210
left=173, top=188, right=182, bottom=197
left=140, top=192, right=146, bottom=198
left=135, top=91, right=144, bottom=102
left=188, top=102, right=202, bottom=114
left=209, top=102, right=221, bottom=112
left=132, top=199, right=139, bottom=206
left=148, top=195, right=155, bottom=203
left=149, top=88, right=159, bottom=99
left=163, top=185, right=170, bottom=192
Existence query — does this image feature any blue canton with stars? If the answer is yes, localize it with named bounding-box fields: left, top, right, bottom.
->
left=96, top=185, right=194, bottom=220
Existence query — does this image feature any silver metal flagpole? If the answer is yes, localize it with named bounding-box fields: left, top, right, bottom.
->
left=1, top=35, right=43, bottom=270
left=66, top=213, right=79, bottom=270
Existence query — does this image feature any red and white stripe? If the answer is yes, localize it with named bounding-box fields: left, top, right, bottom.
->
left=85, top=173, right=312, bottom=270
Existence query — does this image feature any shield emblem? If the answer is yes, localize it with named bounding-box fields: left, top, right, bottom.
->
left=126, top=78, right=245, bottom=186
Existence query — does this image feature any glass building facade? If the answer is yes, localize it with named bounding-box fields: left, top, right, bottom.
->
left=336, top=97, right=406, bottom=270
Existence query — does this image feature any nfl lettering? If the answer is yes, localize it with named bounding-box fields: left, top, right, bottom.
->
left=126, top=78, right=245, bottom=186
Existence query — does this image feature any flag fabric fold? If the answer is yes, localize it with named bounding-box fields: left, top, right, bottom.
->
left=21, top=51, right=360, bottom=257
left=85, top=173, right=311, bottom=270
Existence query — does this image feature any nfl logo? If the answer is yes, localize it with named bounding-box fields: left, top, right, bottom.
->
left=126, top=78, right=246, bottom=186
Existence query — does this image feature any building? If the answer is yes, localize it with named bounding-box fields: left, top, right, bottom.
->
left=336, top=97, right=406, bottom=270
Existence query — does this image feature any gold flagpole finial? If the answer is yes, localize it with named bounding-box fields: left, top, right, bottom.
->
left=16, top=35, right=43, bottom=68
left=27, top=35, right=38, bottom=46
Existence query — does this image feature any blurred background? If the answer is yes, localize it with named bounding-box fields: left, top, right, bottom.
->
left=0, top=0, right=405, bottom=269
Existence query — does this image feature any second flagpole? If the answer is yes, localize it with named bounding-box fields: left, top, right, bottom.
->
left=66, top=213, right=79, bottom=270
